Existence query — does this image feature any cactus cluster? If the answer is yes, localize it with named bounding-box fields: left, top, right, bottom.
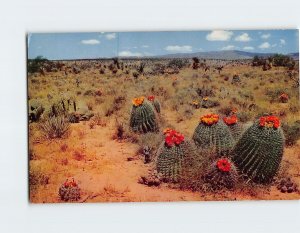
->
left=49, top=97, right=77, bottom=117
left=192, top=114, right=234, bottom=156
left=147, top=95, right=161, bottom=113
left=231, top=115, right=284, bottom=184
left=156, top=129, right=197, bottom=182
left=58, top=178, right=80, bottom=202
left=202, top=158, right=238, bottom=191
left=129, top=96, right=158, bottom=133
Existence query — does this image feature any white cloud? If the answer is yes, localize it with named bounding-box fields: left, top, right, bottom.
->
left=142, top=45, right=149, bottom=48
left=118, top=51, right=142, bottom=57
left=235, top=33, right=251, bottom=42
left=261, top=33, right=271, bottom=39
left=81, top=39, right=100, bottom=45
left=243, top=46, right=254, bottom=50
left=206, top=30, right=233, bottom=41
left=280, top=39, right=286, bottom=45
left=221, top=45, right=236, bottom=50
left=259, top=42, right=270, bottom=49
left=164, top=45, right=192, bottom=53
left=105, top=33, right=116, bottom=40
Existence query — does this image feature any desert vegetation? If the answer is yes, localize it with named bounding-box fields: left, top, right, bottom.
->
left=28, top=55, right=300, bottom=203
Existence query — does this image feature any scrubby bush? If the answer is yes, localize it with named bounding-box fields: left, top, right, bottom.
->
left=40, top=116, right=70, bottom=139
left=281, top=121, right=300, bottom=146
left=28, top=56, right=48, bottom=73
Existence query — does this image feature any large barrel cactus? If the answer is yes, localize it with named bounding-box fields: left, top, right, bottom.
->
left=156, top=129, right=197, bottom=182
left=202, top=157, right=238, bottom=191
left=129, top=96, right=158, bottom=133
left=147, top=95, right=161, bottom=113
left=223, top=115, right=244, bottom=141
left=231, top=115, right=284, bottom=184
left=192, top=113, right=234, bottom=156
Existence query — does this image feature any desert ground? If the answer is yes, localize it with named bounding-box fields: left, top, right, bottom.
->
left=28, top=57, right=300, bottom=203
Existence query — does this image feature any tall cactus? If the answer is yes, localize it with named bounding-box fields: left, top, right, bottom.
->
left=223, top=115, right=244, bottom=141
left=129, top=96, right=158, bottom=133
left=192, top=114, right=234, bottom=156
left=156, top=129, right=197, bottom=182
left=147, top=95, right=161, bottom=113
left=231, top=115, right=284, bottom=184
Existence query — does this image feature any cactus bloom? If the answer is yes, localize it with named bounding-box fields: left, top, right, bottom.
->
left=132, top=96, right=145, bottom=106
left=200, top=114, right=219, bottom=126
left=63, top=178, right=78, bottom=188
left=147, top=95, right=155, bottom=101
left=203, top=96, right=209, bottom=101
left=164, top=129, right=185, bottom=147
left=223, top=115, right=238, bottom=125
left=259, top=115, right=280, bottom=129
left=216, top=158, right=231, bottom=172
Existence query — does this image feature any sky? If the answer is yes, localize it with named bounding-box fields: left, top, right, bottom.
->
left=28, top=29, right=299, bottom=60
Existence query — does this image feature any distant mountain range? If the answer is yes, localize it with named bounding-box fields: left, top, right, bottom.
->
left=156, top=50, right=299, bottom=60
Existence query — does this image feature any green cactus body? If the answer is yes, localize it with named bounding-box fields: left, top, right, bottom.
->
left=227, top=123, right=245, bottom=142
left=152, top=100, right=161, bottom=113
left=130, top=99, right=158, bottom=133
left=156, top=140, right=197, bottom=182
left=202, top=158, right=238, bottom=191
left=192, top=115, right=234, bottom=156
left=231, top=118, right=284, bottom=184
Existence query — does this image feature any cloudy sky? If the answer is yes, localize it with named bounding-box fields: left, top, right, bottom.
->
left=28, top=29, right=298, bottom=59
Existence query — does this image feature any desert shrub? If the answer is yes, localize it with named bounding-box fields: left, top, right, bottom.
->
left=271, top=54, right=295, bottom=67
left=40, top=116, right=70, bottom=139
left=237, top=111, right=252, bottom=123
left=29, top=166, right=49, bottom=191
left=112, top=120, right=138, bottom=143
left=28, top=56, right=48, bottom=73
left=281, top=121, right=300, bottom=146
left=167, top=59, right=188, bottom=69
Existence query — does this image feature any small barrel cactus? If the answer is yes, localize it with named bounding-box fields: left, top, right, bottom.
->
left=231, top=115, right=284, bottom=184
left=192, top=113, right=234, bottom=156
left=223, top=115, right=244, bottom=141
left=129, top=96, right=158, bottom=133
left=147, top=95, right=161, bottom=113
left=202, top=157, right=238, bottom=191
left=58, top=178, right=80, bottom=202
left=156, top=129, right=197, bottom=182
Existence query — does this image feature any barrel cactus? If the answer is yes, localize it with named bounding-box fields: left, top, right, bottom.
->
left=192, top=113, right=234, bottom=156
left=156, top=129, right=197, bottom=182
left=223, top=115, right=244, bottom=141
left=147, top=95, right=161, bottom=113
left=202, top=157, right=238, bottom=191
left=129, top=96, right=158, bottom=133
left=58, top=178, right=80, bottom=202
left=231, top=115, right=284, bottom=184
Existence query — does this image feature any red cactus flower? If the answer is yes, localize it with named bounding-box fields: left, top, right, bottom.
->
left=64, top=178, right=78, bottom=188
left=164, top=129, right=185, bottom=147
left=223, top=115, right=238, bottom=125
left=216, top=158, right=231, bottom=172
left=148, top=95, right=155, bottom=101
left=259, top=115, right=280, bottom=129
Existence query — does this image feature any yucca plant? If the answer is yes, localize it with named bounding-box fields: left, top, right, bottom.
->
left=231, top=115, right=284, bottom=184
left=40, top=116, right=70, bottom=139
left=129, top=96, right=158, bottom=133
left=192, top=114, right=234, bottom=156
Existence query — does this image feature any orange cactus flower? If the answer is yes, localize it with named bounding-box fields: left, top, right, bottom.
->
left=259, top=115, right=280, bottom=129
left=132, top=96, right=145, bottom=106
left=200, top=114, right=219, bottom=126
left=203, top=96, right=209, bottom=101
left=223, top=115, right=238, bottom=125
left=64, top=178, right=78, bottom=188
